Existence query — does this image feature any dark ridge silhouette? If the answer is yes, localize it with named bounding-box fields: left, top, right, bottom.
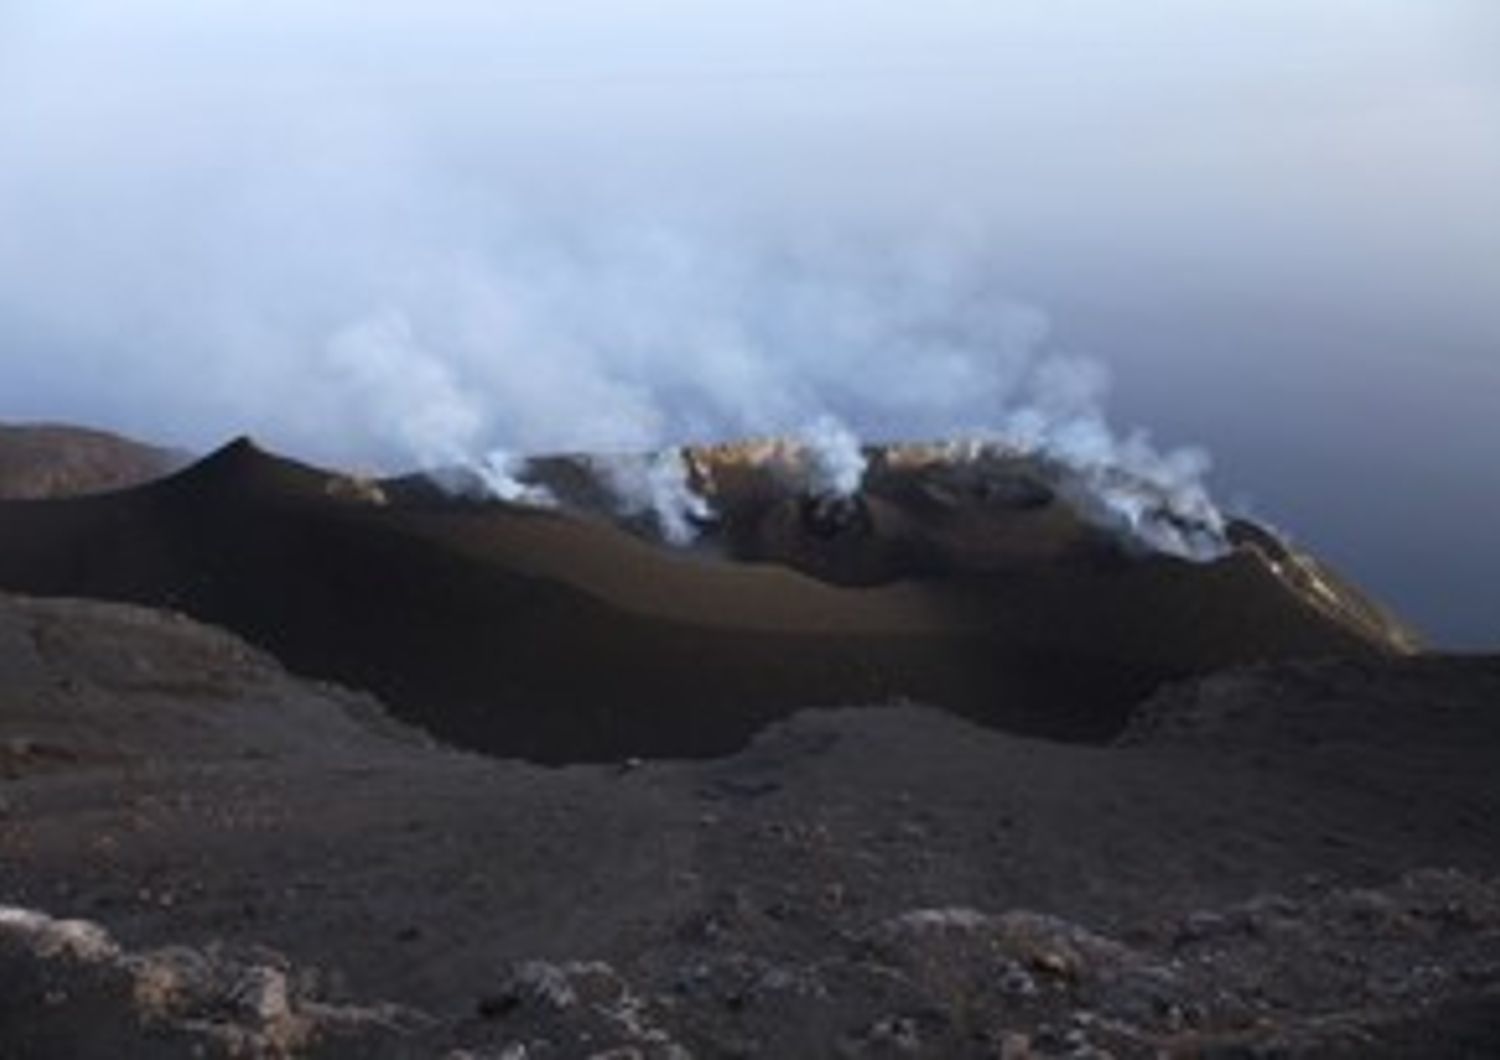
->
left=0, top=422, right=185, bottom=499
left=0, top=437, right=1408, bottom=762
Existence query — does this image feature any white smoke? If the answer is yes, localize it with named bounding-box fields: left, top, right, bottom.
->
left=325, top=311, right=481, bottom=471
left=325, top=311, right=553, bottom=507
left=1000, top=356, right=1228, bottom=559
left=315, top=261, right=1233, bottom=555
left=594, top=449, right=712, bottom=546
left=475, top=449, right=555, bottom=508
left=307, top=236, right=1057, bottom=537
left=798, top=414, right=867, bottom=498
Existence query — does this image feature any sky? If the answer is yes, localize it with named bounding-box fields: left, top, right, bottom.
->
left=0, top=1, right=1497, bottom=644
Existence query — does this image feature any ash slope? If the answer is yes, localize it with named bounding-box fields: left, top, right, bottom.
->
left=1, top=592, right=1497, bottom=1058
left=0, top=423, right=185, bottom=500
left=0, top=437, right=1408, bottom=763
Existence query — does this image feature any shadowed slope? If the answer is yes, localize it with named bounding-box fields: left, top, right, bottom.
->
left=0, top=439, right=1400, bottom=762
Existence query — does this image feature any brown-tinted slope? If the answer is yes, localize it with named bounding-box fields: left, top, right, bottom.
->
left=518, top=441, right=1421, bottom=653
left=0, top=439, right=1395, bottom=762
left=0, top=423, right=183, bottom=499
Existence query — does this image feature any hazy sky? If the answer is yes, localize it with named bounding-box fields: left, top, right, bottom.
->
left=1, top=2, right=1497, bottom=644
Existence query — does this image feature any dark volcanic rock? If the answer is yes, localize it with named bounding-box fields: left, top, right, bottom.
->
left=0, top=592, right=1497, bottom=1056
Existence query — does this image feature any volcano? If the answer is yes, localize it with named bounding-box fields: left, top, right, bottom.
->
left=1, top=426, right=1495, bottom=1059
left=0, top=434, right=1413, bottom=763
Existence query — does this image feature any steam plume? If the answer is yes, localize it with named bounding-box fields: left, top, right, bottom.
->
left=313, top=246, right=1231, bottom=555
left=1000, top=357, right=1227, bottom=559
left=475, top=450, right=556, bottom=508
left=594, top=450, right=712, bottom=546
left=325, top=311, right=553, bottom=508
left=798, top=415, right=868, bottom=498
